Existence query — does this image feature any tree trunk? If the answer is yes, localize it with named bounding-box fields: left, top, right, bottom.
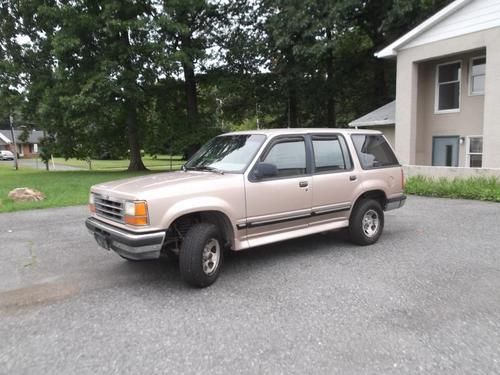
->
left=182, top=61, right=199, bottom=125
left=287, top=82, right=299, bottom=128
left=126, top=101, right=147, bottom=171
left=181, top=34, right=199, bottom=126
left=326, top=53, right=336, bottom=128
left=118, top=29, right=146, bottom=172
left=373, top=57, right=387, bottom=105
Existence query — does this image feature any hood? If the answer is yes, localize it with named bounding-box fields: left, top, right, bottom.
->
left=91, top=170, right=238, bottom=199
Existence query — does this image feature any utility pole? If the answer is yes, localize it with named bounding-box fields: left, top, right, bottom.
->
left=9, top=114, right=19, bottom=170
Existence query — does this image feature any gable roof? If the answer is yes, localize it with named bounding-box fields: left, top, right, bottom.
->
left=0, top=130, right=44, bottom=145
left=348, top=101, right=395, bottom=128
left=0, top=132, right=10, bottom=145
left=376, top=0, right=474, bottom=58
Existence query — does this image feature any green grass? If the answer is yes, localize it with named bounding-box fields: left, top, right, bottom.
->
left=51, top=155, right=184, bottom=171
left=0, top=164, right=166, bottom=213
left=5, top=165, right=497, bottom=214
left=405, top=176, right=500, bottom=202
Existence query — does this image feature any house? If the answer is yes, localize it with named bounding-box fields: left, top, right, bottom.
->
left=0, top=129, right=44, bottom=158
left=351, top=0, right=500, bottom=169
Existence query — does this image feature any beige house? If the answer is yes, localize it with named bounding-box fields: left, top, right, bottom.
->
left=351, top=0, right=500, bottom=169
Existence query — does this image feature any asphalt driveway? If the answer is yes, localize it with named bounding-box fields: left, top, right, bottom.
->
left=1, top=196, right=499, bottom=374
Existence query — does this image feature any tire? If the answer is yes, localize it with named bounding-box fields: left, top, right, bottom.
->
left=179, top=223, right=224, bottom=288
left=349, top=199, right=384, bottom=246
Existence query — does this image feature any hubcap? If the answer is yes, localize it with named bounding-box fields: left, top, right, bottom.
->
left=202, top=238, right=220, bottom=276
left=362, top=209, right=380, bottom=238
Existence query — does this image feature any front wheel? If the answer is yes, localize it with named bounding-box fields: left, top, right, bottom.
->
left=179, top=223, right=224, bottom=288
left=349, top=199, right=384, bottom=246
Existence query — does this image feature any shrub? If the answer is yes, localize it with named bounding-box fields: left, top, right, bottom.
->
left=405, top=176, right=500, bottom=202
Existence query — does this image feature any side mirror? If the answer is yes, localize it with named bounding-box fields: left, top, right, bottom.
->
left=253, top=162, right=278, bottom=180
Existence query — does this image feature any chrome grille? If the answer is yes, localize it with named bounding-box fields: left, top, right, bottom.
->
left=94, top=195, right=124, bottom=223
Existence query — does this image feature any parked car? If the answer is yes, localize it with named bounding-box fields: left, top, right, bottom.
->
left=86, top=129, right=406, bottom=287
left=0, top=150, right=15, bottom=160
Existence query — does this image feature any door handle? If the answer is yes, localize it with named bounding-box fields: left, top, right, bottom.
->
left=299, top=181, right=308, bottom=188
left=349, top=175, right=357, bottom=181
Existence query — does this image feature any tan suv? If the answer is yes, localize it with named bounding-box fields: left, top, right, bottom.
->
left=86, top=129, right=405, bottom=287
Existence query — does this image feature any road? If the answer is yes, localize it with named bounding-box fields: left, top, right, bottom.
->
left=1, top=197, right=500, bottom=374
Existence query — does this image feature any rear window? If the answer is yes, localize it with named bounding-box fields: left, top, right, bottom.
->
left=312, top=136, right=352, bottom=172
left=351, top=134, right=399, bottom=169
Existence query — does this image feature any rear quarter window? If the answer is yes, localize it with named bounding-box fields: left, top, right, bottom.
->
left=351, top=134, right=399, bottom=169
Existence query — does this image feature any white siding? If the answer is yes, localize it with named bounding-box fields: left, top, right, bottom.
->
left=403, top=0, right=500, bottom=50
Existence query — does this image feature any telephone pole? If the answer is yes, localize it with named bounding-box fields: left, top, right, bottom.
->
left=9, top=114, right=19, bottom=170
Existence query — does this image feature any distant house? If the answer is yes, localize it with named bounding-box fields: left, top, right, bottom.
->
left=351, top=0, right=500, bottom=168
left=349, top=101, right=396, bottom=148
left=0, top=130, right=44, bottom=158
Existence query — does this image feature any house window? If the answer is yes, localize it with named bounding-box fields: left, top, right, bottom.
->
left=466, top=136, right=483, bottom=168
left=436, top=61, right=461, bottom=112
left=470, top=56, right=485, bottom=95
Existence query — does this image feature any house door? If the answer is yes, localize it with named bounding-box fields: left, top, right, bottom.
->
left=432, top=136, right=459, bottom=167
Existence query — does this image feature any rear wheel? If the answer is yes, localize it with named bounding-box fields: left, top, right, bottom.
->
left=179, top=223, right=223, bottom=288
left=349, top=199, right=384, bottom=245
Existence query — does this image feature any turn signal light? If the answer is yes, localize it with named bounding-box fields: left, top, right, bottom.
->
left=124, top=201, right=149, bottom=226
left=89, top=193, right=96, bottom=213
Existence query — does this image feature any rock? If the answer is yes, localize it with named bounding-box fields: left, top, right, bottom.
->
left=8, top=188, right=45, bottom=202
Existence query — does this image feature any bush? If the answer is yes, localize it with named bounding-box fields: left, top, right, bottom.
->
left=405, top=176, right=500, bottom=202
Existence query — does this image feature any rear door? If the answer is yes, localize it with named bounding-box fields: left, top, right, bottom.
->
left=244, top=136, right=312, bottom=242
left=310, top=134, right=358, bottom=226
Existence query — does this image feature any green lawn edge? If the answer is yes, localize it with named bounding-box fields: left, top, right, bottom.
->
left=2, top=167, right=499, bottom=214
left=405, top=175, right=500, bottom=202
left=0, top=165, right=170, bottom=213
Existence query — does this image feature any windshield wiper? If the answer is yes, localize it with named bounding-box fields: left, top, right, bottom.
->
left=185, top=166, right=224, bottom=175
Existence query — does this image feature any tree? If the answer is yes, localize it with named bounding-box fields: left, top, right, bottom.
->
left=340, top=0, right=452, bottom=110
left=0, top=1, right=24, bottom=126
left=158, top=0, right=220, bottom=127
left=15, top=0, right=168, bottom=170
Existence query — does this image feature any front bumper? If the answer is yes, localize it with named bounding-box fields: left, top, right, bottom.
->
left=85, top=217, right=165, bottom=260
left=385, top=195, right=407, bottom=211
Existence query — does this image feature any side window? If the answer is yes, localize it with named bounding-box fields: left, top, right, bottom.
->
left=351, top=134, right=399, bottom=169
left=312, top=137, right=348, bottom=172
left=262, top=139, right=306, bottom=177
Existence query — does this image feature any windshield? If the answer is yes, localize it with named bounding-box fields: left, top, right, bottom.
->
left=184, top=134, right=266, bottom=173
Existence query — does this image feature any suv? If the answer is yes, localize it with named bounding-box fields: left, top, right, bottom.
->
left=86, top=129, right=405, bottom=287
left=0, top=150, right=15, bottom=160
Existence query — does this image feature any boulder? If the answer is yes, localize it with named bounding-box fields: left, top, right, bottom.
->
left=8, top=188, right=45, bottom=202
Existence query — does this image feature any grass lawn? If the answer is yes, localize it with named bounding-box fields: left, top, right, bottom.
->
left=0, top=164, right=166, bottom=213
left=405, top=176, right=500, bottom=202
left=51, top=155, right=184, bottom=171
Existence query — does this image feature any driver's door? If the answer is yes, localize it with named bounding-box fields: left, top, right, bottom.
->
left=243, top=136, right=312, bottom=247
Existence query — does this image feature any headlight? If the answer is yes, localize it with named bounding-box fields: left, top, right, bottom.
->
left=124, top=200, right=149, bottom=226
left=124, top=201, right=135, bottom=216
